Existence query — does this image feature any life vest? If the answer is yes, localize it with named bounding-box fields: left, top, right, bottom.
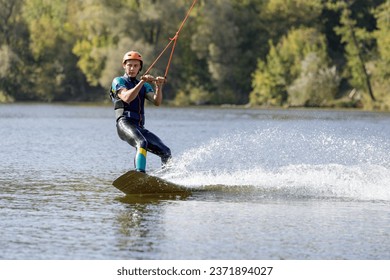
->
left=110, top=75, right=146, bottom=126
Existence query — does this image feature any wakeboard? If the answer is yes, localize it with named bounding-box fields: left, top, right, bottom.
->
left=113, top=170, right=191, bottom=195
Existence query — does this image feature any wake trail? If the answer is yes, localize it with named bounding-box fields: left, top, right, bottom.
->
left=156, top=128, right=390, bottom=201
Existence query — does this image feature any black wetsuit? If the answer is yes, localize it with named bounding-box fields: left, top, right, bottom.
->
left=111, top=74, right=171, bottom=171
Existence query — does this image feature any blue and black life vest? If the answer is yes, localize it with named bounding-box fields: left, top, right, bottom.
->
left=110, top=75, right=148, bottom=126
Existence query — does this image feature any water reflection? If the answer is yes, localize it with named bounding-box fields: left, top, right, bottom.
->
left=113, top=194, right=190, bottom=259
left=116, top=193, right=191, bottom=205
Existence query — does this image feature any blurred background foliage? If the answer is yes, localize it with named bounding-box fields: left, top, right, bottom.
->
left=0, top=0, right=389, bottom=110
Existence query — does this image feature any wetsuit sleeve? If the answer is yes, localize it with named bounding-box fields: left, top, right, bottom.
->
left=111, top=77, right=127, bottom=97
left=144, top=82, right=155, bottom=102
left=144, top=82, right=154, bottom=93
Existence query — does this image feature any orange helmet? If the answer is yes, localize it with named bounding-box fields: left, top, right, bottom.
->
left=122, top=51, right=143, bottom=70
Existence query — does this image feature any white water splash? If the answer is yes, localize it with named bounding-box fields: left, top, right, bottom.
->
left=157, top=128, right=390, bottom=201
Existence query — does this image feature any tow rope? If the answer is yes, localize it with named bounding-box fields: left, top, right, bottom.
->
left=143, top=0, right=198, bottom=80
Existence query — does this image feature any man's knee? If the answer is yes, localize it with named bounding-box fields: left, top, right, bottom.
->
left=161, top=147, right=172, bottom=164
left=137, top=139, right=148, bottom=150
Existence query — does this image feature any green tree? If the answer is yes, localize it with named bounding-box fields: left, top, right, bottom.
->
left=72, top=0, right=196, bottom=102
left=231, top=0, right=270, bottom=103
left=20, top=0, right=90, bottom=101
left=71, top=0, right=119, bottom=87
left=333, top=1, right=376, bottom=101
left=374, top=0, right=390, bottom=78
left=0, top=0, right=33, bottom=101
left=250, top=44, right=287, bottom=106
left=263, top=0, right=323, bottom=39
left=250, top=27, right=329, bottom=106
left=190, top=0, right=243, bottom=104
left=185, top=0, right=269, bottom=105
left=371, top=0, right=390, bottom=110
left=1, top=0, right=388, bottom=109
left=288, top=53, right=341, bottom=107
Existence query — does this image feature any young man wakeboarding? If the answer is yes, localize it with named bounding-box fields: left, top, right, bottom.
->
left=110, top=51, right=171, bottom=173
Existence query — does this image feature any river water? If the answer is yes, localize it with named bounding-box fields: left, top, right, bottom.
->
left=0, top=104, right=389, bottom=260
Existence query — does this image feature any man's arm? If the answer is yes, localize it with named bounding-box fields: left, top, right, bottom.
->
left=146, top=76, right=166, bottom=106
left=117, top=80, right=146, bottom=103
left=117, top=75, right=156, bottom=103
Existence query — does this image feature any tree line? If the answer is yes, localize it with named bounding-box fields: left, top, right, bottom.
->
left=1, top=0, right=389, bottom=110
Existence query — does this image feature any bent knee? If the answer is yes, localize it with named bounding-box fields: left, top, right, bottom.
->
left=163, top=147, right=171, bottom=157
left=161, top=147, right=172, bottom=162
left=137, top=139, right=148, bottom=150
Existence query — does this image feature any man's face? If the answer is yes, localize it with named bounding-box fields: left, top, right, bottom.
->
left=124, top=60, right=141, bottom=77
